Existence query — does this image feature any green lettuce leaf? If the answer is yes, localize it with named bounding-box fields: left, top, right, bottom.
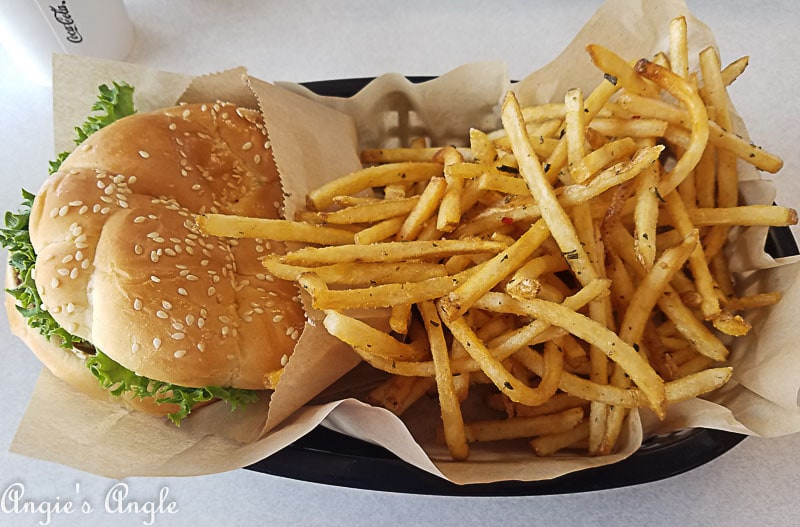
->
left=86, top=351, right=259, bottom=425
left=2, top=83, right=260, bottom=425
left=49, top=81, right=136, bottom=174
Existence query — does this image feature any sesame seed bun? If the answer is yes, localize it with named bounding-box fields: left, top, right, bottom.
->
left=22, top=102, right=305, bottom=394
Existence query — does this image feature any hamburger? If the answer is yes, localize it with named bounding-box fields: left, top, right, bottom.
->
left=2, top=83, right=306, bottom=423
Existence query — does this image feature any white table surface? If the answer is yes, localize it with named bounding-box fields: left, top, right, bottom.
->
left=1, top=1, right=799, bottom=526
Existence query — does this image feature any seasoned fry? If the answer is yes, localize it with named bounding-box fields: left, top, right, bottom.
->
left=263, top=257, right=447, bottom=285
left=281, top=238, right=507, bottom=266
left=419, top=301, right=468, bottom=460
left=307, top=162, right=443, bottom=211
left=197, top=214, right=355, bottom=245
left=635, top=59, right=709, bottom=196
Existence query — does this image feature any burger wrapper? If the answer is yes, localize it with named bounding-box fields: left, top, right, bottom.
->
left=9, top=0, right=800, bottom=484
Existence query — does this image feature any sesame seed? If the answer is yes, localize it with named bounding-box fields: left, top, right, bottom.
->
left=51, top=278, right=60, bottom=288
left=171, top=332, right=186, bottom=340
left=132, top=342, right=140, bottom=353
left=169, top=123, right=177, bottom=131
left=49, top=208, right=59, bottom=218
left=81, top=260, right=89, bottom=269
left=242, top=141, right=253, bottom=151
left=104, top=185, right=114, bottom=195
left=99, top=208, right=110, bottom=215
left=291, top=329, right=300, bottom=340
left=78, top=205, right=88, bottom=215
left=186, top=274, right=198, bottom=281
left=75, top=250, right=83, bottom=261
left=153, top=338, right=162, bottom=350
left=61, top=255, right=74, bottom=264
left=174, top=349, right=187, bottom=358
left=150, top=275, right=161, bottom=283
left=59, top=206, right=69, bottom=216
left=280, top=354, right=289, bottom=366
left=58, top=268, right=69, bottom=276
left=207, top=286, right=216, bottom=296
left=218, top=315, right=231, bottom=323
left=76, top=242, right=89, bottom=249
left=165, top=248, right=176, bottom=256
left=264, top=140, right=271, bottom=149
left=128, top=176, right=137, bottom=184
left=133, top=298, right=143, bottom=310
left=198, top=318, right=205, bottom=329
left=272, top=314, right=284, bottom=323
left=185, top=314, right=195, bottom=325
left=177, top=287, right=188, bottom=296
left=93, top=204, right=101, bottom=213
left=134, top=244, right=143, bottom=255
left=97, top=181, right=106, bottom=189
left=254, top=154, right=261, bottom=164
left=221, top=326, right=230, bottom=336
left=285, top=326, right=294, bottom=336
left=161, top=301, right=172, bottom=310
left=138, top=150, right=150, bottom=159
left=182, top=109, right=191, bottom=119
left=197, top=342, right=206, bottom=352
left=69, top=268, right=78, bottom=280
left=134, top=216, right=146, bottom=223
left=66, top=302, right=75, bottom=313
left=156, top=310, right=168, bottom=319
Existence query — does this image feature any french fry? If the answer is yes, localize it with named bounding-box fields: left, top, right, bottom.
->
left=396, top=176, right=447, bottom=240
left=281, top=238, right=507, bottom=266
left=634, top=59, right=709, bottom=197
left=307, top=162, right=443, bottom=211
left=322, top=309, right=428, bottom=362
left=419, top=301, right=468, bottom=460
left=460, top=407, right=584, bottom=444
left=311, top=196, right=419, bottom=225
left=197, top=214, right=355, bottom=245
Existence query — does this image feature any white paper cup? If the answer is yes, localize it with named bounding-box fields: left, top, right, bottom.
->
left=0, top=0, right=135, bottom=86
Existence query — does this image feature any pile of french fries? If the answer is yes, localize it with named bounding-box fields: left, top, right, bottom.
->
left=198, top=17, right=796, bottom=460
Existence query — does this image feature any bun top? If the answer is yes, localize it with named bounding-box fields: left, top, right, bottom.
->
left=29, top=102, right=306, bottom=389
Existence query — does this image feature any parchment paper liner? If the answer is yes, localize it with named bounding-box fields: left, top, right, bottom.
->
left=8, top=0, right=800, bottom=485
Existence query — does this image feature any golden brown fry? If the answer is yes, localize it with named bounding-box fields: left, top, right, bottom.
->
left=197, top=214, right=355, bottom=245
left=688, top=205, right=798, bottom=227
left=419, top=301, right=468, bottom=460
left=322, top=309, right=428, bottom=362
left=281, top=238, right=507, bottom=266
left=634, top=59, right=709, bottom=196
left=461, top=408, right=584, bottom=443
left=263, top=257, right=447, bottom=285
left=530, top=421, right=591, bottom=456
left=396, top=176, right=447, bottom=241
left=307, top=162, right=442, bottom=211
